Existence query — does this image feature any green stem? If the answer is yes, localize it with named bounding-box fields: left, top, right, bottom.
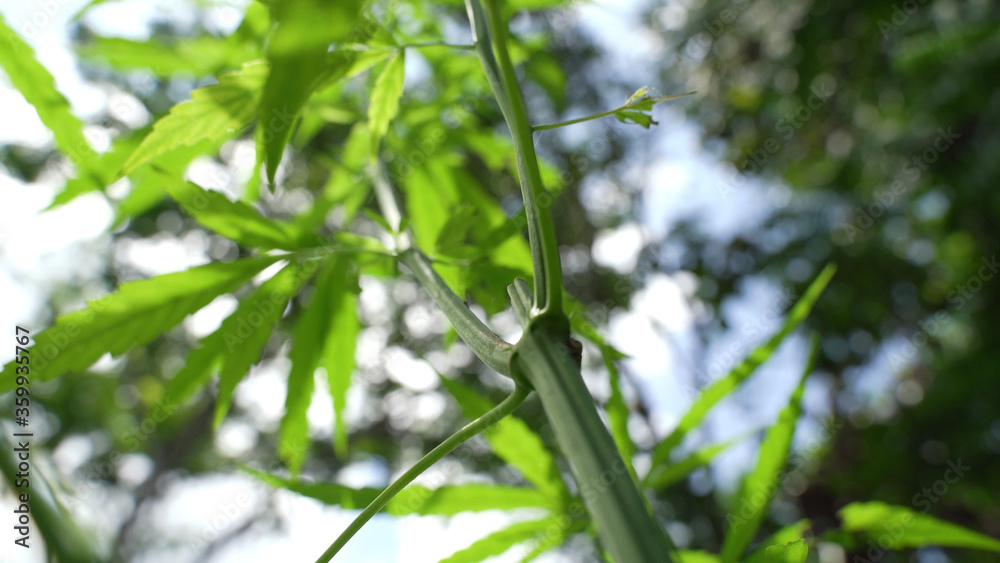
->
left=466, top=2, right=673, bottom=558
left=532, top=108, right=620, bottom=132
left=370, top=163, right=513, bottom=375
left=466, top=0, right=562, bottom=316
left=315, top=385, right=531, bottom=562
left=507, top=278, right=533, bottom=328
left=532, top=91, right=695, bottom=132
left=398, top=248, right=513, bottom=374
left=509, top=316, right=675, bottom=562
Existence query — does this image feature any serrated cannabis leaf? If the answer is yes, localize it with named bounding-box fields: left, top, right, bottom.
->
left=763, top=540, right=808, bottom=563
left=160, top=170, right=303, bottom=249
left=646, top=431, right=755, bottom=491
left=278, top=257, right=359, bottom=473
left=720, top=334, right=819, bottom=562
left=440, top=516, right=566, bottom=563
left=214, top=259, right=319, bottom=427
left=243, top=468, right=379, bottom=509
left=78, top=35, right=259, bottom=77
left=838, top=502, right=1000, bottom=552
left=390, top=483, right=554, bottom=516
left=0, top=256, right=282, bottom=392
left=244, top=468, right=553, bottom=516
left=600, top=343, right=638, bottom=481
left=321, top=264, right=360, bottom=459
left=163, top=259, right=317, bottom=408
left=0, top=14, right=99, bottom=184
left=368, top=50, right=406, bottom=158
left=613, top=87, right=695, bottom=129
left=266, top=0, right=366, bottom=58
left=120, top=60, right=269, bottom=176
left=648, top=263, right=836, bottom=473
left=744, top=520, right=812, bottom=563
left=256, top=0, right=364, bottom=184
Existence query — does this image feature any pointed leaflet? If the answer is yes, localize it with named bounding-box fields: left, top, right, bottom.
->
left=278, top=257, right=358, bottom=473
left=78, top=35, right=259, bottom=77
left=0, top=14, right=98, bottom=182
left=719, top=334, right=819, bottom=563
left=243, top=468, right=377, bottom=508
left=648, top=263, right=836, bottom=474
left=257, top=0, right=365, bottom=183
left=614, top=87, right=695, bottom=129
left=389, top=483, right=554, bottom=516
left=322, top=265, right=360, bottom=458
left=440, top=378, right=567, bottom=501
left=368, top=51, right=406, bottom=158
left=600, top=344, right=638, bottom=480
left=112, top=140, right=220, bottom=225
left=0, top=256, right=281, bottom=392
left=162, top=327, right=227, bottom=409
left=744, top=520, right=812, bottom=563
left=120, top=60, right=269, bottom=176
left=763, top=540, right=808, bottom=563
left=160, top=171, right=303, bottom=250
left=519, top=517, right=588, bottom=562
left=244, top=469, right=553, bottom=515
left=440, top=516, right=567, bottom=563
left=163, top=257, right=316, bottom=407
left=838, top=502, right=1000, bottom=552
left=293, top=122, right=372, bottom=234
left=214, top=259, right=318, bottom=427
left=646, top=431, right=755, bottom=491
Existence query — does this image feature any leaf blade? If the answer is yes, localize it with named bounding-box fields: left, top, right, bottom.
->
left=646, top=431, right=755, bottom=491
left=120, top=60, right=269, bottom=176
left=763, top=540, right=808, bottom=563
left=277, top=257, right=357, bottom=472
left=440, top=516, right=564, bottom=563
left=214, top=259, right=318, bottom=427
left=720, top=335, right=820, bottom=562
left=838, top=501, right=1000, bottom=552
left=368, top=51, right=406, bottom=158
left=0, top=256, right=281, bottom=392
left=0, top=14, right=98, bottom=181
left=648, top=263, right=836, bottom=472
left=161, top=171, right=302, bottom=250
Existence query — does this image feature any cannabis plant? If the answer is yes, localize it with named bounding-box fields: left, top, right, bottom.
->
left=2, top=1, right=999, bottom=562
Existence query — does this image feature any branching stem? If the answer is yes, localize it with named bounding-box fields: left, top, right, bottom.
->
left=315, top=385, right=531, bottom=562
left=466, top=0, right=562, bottom=316
left=370, top=163, right=513, bottom=375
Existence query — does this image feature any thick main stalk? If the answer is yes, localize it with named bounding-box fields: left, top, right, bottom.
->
left=510, top=315, right=675, bottom=562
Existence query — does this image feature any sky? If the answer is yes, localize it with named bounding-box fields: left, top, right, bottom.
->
left=0, top=0, right=899, bottom=561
